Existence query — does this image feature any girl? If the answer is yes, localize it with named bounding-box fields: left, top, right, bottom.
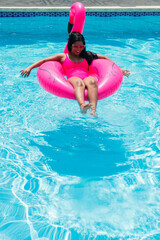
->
left=20, top=32, right=130, bottom=116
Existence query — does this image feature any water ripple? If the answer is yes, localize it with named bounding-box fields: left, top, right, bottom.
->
left=0, top=15, right=160, bottom=239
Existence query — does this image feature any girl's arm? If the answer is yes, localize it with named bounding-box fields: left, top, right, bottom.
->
left=97, top=54, right=113, bottom=62
left=97, top=54, right=130, bottom=77
left=20, top=53, right=65, bottom=77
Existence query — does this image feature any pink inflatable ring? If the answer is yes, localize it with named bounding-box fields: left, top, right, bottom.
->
left=37, top=2, right=123, bottom=101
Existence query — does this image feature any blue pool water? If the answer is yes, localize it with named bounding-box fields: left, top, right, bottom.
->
left=0, top=14, right=160, bottom=239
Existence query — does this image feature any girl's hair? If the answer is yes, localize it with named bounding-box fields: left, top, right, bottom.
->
left=67, top=32, right=86, bottom=52
left=67, top=32, right=98, bottom=65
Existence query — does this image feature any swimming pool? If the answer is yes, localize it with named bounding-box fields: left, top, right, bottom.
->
left=0, top=11, right=160, bottom=240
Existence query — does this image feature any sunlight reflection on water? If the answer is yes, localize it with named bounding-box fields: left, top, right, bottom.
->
left=0, top=15, right=160, bottom=240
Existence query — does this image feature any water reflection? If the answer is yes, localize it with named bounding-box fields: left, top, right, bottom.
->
left=31, top=121, right=130, bottom=177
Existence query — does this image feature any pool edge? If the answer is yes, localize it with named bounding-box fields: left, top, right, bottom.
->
left=0, top=6, right=160, bottom=12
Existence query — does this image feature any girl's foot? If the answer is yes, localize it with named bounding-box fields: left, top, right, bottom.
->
left=80, top=103, right=91, bottom=114
left=90, top=106, right=97, bottom=117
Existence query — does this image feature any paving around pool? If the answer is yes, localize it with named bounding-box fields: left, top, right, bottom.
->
left=0, top=0, right=160, bottom=8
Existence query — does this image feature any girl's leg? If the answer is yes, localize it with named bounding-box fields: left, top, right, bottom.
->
left=83, top=77, right=98, bottom=116
left=68, top=77, right=90, bottom=113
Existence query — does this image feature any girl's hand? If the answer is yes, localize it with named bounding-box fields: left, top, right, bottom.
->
left=121, top=69, right=130, bottom=77
left=20, top=67, right=32, bottom=77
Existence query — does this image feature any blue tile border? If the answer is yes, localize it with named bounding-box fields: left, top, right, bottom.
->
left=0, top=11, right=69, bottom=17
left=87, top=11, right=160, bottom=17
left=0, top=11, right=160, bottom=17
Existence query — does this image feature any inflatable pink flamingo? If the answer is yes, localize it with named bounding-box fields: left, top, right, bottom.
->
left=37, top=2, right=123, bottom=100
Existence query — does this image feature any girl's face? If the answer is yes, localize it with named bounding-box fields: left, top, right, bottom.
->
left=71, top=41, right=85, bottom=55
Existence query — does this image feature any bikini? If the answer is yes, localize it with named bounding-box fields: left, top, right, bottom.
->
left=62, top=54, right=89, bottom=80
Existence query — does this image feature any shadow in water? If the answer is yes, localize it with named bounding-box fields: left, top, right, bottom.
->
left=31, top=122, right=130, bottom=178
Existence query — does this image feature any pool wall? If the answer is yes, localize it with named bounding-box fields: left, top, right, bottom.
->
left=0, top=5, right=160, bottom=17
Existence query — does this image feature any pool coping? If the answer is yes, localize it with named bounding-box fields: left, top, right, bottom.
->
left=0, top=6, right=160, bottom=12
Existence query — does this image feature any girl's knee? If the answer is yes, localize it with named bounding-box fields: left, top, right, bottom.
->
left=88, top=77, right=97, bottom=87
left=76, top=79, right=85, bottom=88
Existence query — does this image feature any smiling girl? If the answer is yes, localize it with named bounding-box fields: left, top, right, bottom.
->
left=21, top=32, right=130, bottom=116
